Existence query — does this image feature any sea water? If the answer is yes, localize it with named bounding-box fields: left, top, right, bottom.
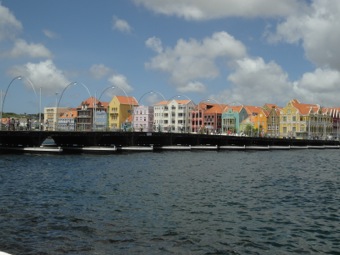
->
left=0, top=150, right=339, bottom=254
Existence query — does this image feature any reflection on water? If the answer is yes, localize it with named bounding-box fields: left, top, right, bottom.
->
left=0, top=150, right=339, bottom=254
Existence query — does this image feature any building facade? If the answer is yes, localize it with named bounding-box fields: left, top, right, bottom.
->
left=133, top=105, right=154, bottom=132
left=75, top=97, right=97, bottom=131
left=280, top=99, right=333, bottom=139
left=222, top=106, right=248, bottom=135
left=108, top=96, right=138, bottom=131
left=191, top=103, right=225, bottom=134
left=44, top=107, right=68, bottom=131
left=58, top=108, right=77, bottom=131
left=94, top=101, right=109, bottom=131
left=263, top=104, right=281, bottom=137
left=154, top=99, right=195, bottom=133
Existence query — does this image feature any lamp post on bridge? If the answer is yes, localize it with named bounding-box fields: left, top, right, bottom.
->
left=1, top=76, right=41, bottom=131
left=56, top=82, right=78, bottom=131
left=0, top=76, right=23, bottom=130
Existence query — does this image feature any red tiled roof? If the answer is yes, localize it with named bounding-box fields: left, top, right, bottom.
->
left=116, top=96, right=138, bottom=106
left=204, top=104, right=228, bottom=114
left=290, top=99, right=319, bottom=115
left=78, top=96, right=97, bottom=108
left=59, top=108, right=78, bottom=118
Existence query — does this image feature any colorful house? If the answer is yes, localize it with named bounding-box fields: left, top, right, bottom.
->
left=133, top=105, right=154, bottom=132
left=322, top=107, right=340, bottom=139
left=191, top=102, right=226, bottom=134
left=108, top=95, right=138, bottom=131
left=76, top=97, right=97, bottom=131
left=222, top=105, right=248, bottom=135
left=280, top=99, right=333, bottom=139
left=94, top=100, right=109, bottom=131
left=263, top=104, right=281, bottom=137
left=58, top=108, right=77, bottom=131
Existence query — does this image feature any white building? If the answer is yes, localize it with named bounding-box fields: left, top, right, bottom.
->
left=154, top=99, right=195, bottom=133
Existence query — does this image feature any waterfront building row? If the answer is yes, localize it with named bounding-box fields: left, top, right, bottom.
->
left=38, top=95, right=340, bottom=140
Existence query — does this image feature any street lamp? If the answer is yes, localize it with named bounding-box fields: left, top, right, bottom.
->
left=0, top=76, right=22, bottom=130
left=21, top=77, right=41, bottom=131
left=56, top=82, right=77, bottom=131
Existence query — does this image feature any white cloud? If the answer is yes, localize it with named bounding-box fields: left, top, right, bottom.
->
left=112, top=16, right=132, bottom=33
left=145, top=36, right=163, bottom=53
left=9, top=39, right=53, bottom=58
left=9, top=60, right=70, bottom=95
left=108, top=74, right=133, bottom=94
left=215, top=57, right=293, bottom=106
left=293, top=68, right=340, bottom=106
left=145, top=31, right=247, bottom=93
left=89, top=64, right=111, bottom=79
left=0, top=3, right=22, bottom=41
left=133, top=0, right=305, bottom=20
left=43, top=29, right=58, bottom=39
left=178, top=81, right=206, bottom=93
left=269, top=0, right=340, bottom=71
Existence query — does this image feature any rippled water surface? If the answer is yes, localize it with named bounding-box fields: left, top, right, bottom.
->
left=0, top=150, right=339, bottom=254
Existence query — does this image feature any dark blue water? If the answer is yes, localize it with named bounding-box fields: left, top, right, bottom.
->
left=0, top=150, right=339, bottom=255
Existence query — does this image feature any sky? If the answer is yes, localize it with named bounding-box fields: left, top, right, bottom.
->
left=1, top=0, right=340, bottom=114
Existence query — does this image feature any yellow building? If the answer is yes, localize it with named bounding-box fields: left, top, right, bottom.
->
left=280, top=99, right=333, bottom=139
left=108, top=95, right=138, bottom=130
left=243, top=106, right=268, bottom=136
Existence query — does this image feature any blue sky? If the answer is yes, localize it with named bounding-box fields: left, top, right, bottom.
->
left=1, top=0, right=340, bottom=114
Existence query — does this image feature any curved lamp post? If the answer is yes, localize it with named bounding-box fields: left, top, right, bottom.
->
left=136, top=90, right=166, bottom=132
left=22, top=77, right=41, bottom=131
left=0, top=76, right=22, bottom=130
left=56, top=82, right=77, bottom=131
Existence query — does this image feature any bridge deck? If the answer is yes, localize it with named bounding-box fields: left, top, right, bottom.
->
left=0, top=131, right=338, bottom=149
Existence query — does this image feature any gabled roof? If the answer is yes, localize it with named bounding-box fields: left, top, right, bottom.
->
left=154, top=100, right=167, bottom=106
left=244, top=105, right=270, bottom=117
left=263, top=104, right=282, bottom=116
left=59, top=108, right=78, bottom=118
left=154, top=99, right=193, bottom=106
left=290, top=99, right=320, bottom=115
left=204, top=104, right=228, bottom=114
left=115, top=96, right=138, bottom=106
left=169, top=99, right=192, bottom=105
left=224, top=105, right=244, bottom=113
left=79, top=96, right=97, bottom=108
left=99, top=102, right=109, bottom=107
